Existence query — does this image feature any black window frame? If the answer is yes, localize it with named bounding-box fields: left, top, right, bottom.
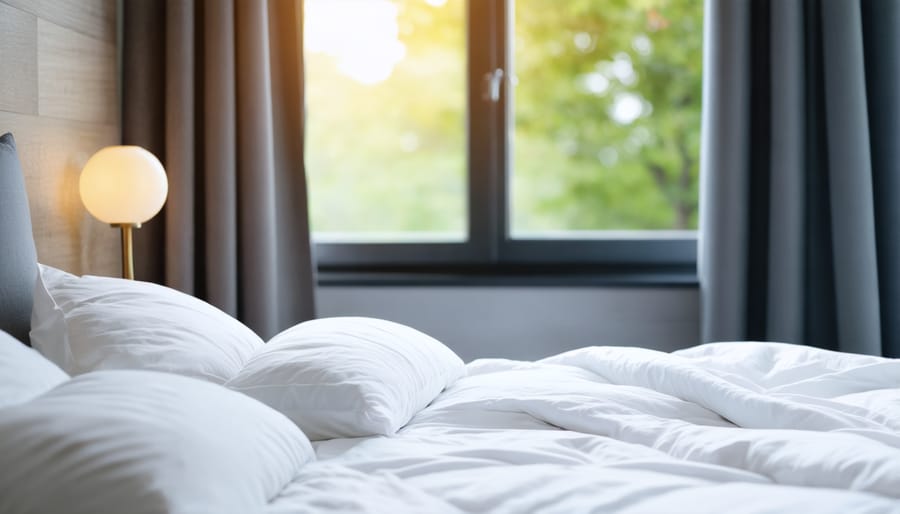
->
left=313, top=0, right=698, bottom=275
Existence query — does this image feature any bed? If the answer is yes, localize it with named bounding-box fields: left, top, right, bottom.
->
left=2, top=132, right=900, bottom=514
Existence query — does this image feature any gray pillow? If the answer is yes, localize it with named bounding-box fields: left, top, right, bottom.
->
left=0, top=133, right=38, bottom=345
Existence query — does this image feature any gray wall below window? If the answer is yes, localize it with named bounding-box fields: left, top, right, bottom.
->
left=316, top=287, right=700, bottom=362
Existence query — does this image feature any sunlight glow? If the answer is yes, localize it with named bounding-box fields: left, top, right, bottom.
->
left=305, top=0, right=406, bottom=85
left=580, top=72, right=610, bottom=95
left=609, top=53, right=636, bottom=85
left=609, top=93, right=645, bottom=125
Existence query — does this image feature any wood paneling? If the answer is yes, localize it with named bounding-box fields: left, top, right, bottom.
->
left=38, top=19, right=117, bottom=123
left=0, top=0, right=119, bottom=277
left=0, top=3, right=38, bottom=114
left=2, top=0, right=116, bottom=43
left=0, top=112, right=120, bottom=275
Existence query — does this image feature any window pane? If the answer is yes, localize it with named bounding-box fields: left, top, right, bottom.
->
left=511, top=0, right=703, bottom=236
left=305, top=0, right=466, bottom=242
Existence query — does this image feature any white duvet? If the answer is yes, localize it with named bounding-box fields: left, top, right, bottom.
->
left=269, top=342, right=900, bottom=513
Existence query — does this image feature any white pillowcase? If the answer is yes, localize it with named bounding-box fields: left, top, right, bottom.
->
left=226, top=317, right=466, bottom=440
left=0, top=329, right=68, bottom=408
left=0, top=370, right=313, bottom=514
left=30, top=264, right=263, bottom=384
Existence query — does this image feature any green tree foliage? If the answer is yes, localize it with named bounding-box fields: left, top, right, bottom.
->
left=513, top=0, right=703, bottom=231
left=304, top=0, right=703, bottom=237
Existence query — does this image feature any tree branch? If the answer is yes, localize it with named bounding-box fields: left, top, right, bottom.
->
left=647, top=162, right=672, bottom=197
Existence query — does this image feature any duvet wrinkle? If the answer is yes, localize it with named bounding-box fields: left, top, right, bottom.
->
left=11, top=331, right=899, bottom=512
left=289, top=343, right=900, bottom=510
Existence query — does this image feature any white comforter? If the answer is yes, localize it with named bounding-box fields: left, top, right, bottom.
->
left=268, top=342, right=900, bottom=513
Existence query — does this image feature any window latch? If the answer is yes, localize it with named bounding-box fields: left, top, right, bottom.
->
left=483, top=68, right=505, bottom=103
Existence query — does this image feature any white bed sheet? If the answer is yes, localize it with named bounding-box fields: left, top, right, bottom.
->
left=267, top=343, right=900, bottom=513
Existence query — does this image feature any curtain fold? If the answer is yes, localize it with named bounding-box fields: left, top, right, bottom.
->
left=122, top=0, right=316, bottom=340
left=700, top=0, right=898, bottom=357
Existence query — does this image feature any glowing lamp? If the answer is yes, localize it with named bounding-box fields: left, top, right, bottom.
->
left=80, top=146, right=167, bottom=279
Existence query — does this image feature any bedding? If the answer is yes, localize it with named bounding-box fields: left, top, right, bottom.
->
left=30, top=264, right=263, bottom=383
left=227, top=316, right=467, bottom=440
left=1, top=337, right=899, bottom=512
left=0, top=329, right=68, bottom=408
left=266, top=342, right=900, bottom=513
left=0, top=369, right=313, bottom=514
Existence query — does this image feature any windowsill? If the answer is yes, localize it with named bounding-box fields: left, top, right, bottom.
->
left=317, top=265, right=698, bottom=288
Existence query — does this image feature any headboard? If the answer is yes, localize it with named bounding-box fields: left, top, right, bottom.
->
left=0, top=133, right=39, bottom=345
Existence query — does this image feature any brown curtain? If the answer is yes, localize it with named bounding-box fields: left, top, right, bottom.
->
left=122, top=0, right=316, bottom=340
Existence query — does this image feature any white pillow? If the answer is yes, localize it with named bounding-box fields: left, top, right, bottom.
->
left=226, top=317, right=466, bottom=440
left=30, top=264, right=263, bottom=383
left=0, top=370, right=313, bottom=514
left=0, top=329, right=68, bottom=408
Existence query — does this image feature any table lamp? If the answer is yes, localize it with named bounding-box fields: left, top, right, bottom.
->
left=79, top=146, right=168, bottom=280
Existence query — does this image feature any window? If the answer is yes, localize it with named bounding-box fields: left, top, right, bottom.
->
left=304, top=0, right=467, bottom=243
left=305, top=0, right=703, bottom=271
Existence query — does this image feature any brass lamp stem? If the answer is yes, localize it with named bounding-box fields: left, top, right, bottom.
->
left=115, top=223, right=138, bottom=280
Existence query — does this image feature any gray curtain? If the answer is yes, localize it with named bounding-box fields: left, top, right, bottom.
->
left=122, top=0, right=316, bottom=340
left=700, top=0, right=899, bottom=357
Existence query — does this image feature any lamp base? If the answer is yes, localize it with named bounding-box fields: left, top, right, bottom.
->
left=113, top=223, right=140, bottom=280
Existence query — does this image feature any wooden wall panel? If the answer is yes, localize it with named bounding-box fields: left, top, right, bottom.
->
left=0, top=0, right=120, bottom=277
left=0, top=112, right=121, bottom=275
left=0, top=3, right=38, bottom=114
left=38, top=19, right=117, bottom=123
left=2, top=0, right=116, bottom=43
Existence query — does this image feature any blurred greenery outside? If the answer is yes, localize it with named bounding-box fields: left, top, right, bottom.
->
left=304, top=0, right=703, bottom=241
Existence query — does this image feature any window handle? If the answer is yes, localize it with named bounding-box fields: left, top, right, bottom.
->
left=483, top=68, right=505, bottom=103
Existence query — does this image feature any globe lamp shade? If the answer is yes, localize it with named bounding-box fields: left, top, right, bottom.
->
left=79, top=146, right=167, bottom=280
left=79, top=146, right=168, bottom=225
